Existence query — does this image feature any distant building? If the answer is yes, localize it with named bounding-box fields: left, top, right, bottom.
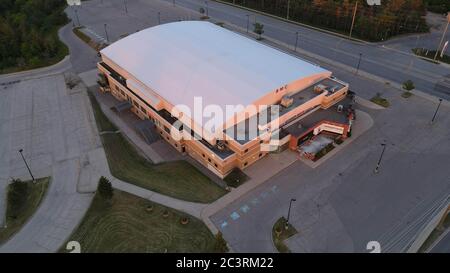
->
left=98, top=21, right=353, bottom=178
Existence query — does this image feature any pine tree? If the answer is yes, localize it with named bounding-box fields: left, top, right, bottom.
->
left=97, top=176, right=113, bottom=200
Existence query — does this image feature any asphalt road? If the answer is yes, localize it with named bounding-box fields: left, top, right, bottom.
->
left=166, top=0, right=450, bottom=100
left=431, top=229, right=450, bottom=253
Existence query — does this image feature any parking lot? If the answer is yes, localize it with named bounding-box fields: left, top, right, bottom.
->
left=0, top=73, right=100, bottom=252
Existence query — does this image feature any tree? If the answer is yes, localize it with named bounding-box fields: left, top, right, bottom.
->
left=253, top=22, right=264, bottom=40
left=97, top=176, right=113, bottom=200
left=199, top=7, right=205, bottom=15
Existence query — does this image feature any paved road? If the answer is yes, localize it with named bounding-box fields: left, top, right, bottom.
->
left=165, top=0, right=450, bottom=99
left=431, top=229, right=450, bottom=253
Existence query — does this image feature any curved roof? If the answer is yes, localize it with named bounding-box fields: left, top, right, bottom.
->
left=101, top=21, right=328, bottom=127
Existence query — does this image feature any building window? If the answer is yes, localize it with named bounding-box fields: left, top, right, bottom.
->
left=164, top=126, right=170, bottom=134
left=166, top=136, right=169, bottom=140
left=244, top=162, right=248, bottom=166
left=259, top=153, right=263, bottom=157
left=208, top=158, right=211, bottom=162
left=260, top=140, right=263, bottom=144
left=244, top=149, right=248, bottom=153
left=133, top=100, right=139, bottom=107
left=175, top=144, right=178, bottom=148
left=202, top=154, right=205, bottom=158
left=214, top=163, right=218, bottom=168
left=140, top=106, right=147, bottom=114
left=120, top=89, right=125, bottom=96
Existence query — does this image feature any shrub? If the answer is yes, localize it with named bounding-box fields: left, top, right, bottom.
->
left=97, top=176, right=113, bottom=200
left=402, top=80, right=415, bottom=91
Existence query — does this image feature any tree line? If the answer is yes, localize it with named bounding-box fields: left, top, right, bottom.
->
left=225, top=0, right=430, bottom=41
left=0, top=0, right=69, bottom=72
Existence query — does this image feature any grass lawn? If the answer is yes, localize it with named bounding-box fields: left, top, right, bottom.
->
left=272, top=217, right=298, bottom=253
left=88, top=90, right=226, bottom=203
left=224, top=168, right=249, bottom=188
left=61, top=190, right=221, bottom=253
left=102, top=133, right=226, bottom=203
left=0, top=177, right=50, bottom=244
left=370, top=94, right=390, bottom=108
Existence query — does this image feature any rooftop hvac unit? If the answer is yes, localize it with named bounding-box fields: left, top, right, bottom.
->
left=314, top=84, right=327, bottom=93
left=216, top=141, right=226, bottom=151
left=280, top=95, right=293, bottom=108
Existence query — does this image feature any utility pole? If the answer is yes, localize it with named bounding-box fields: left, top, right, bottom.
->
left=18, top=149, right=35, bottom=182
left=434, top=13, right=450, bottom=60
left=286, top=0, right=291, bottom=20
left=431, top=98, right=443, bottom=124
left=294, top=31, right=299, bottom=51
left=285, top=198, right=296, bottom=230
left=349, top=1, right=358, bottom=38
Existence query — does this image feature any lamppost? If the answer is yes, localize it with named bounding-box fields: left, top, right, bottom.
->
left=104, top=23, right=109, bottom=42
left=158, top=12, right=161, bottom=25
left=294, top=31, right=299, bottom=51
left=123, top=0, right=128, bottom=14
left=74, top=8, right=80, bottom=26
left=246, top=14, right=250, bottom=33
left=431, top=98, right=443, bottom=124
left=18, top=149, right=35, bottom=182
left=355, top=53, right=362, bottom=75
left=285, top=198, right=296, bottom=230
left=374, top=143, right=388, bottom=174
left=205, top=1, right=209, bottom=17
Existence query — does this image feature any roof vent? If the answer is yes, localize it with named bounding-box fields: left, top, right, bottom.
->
left=280, top=95, right=293, bottom=108
left=314, top=84, right=327, bottom=93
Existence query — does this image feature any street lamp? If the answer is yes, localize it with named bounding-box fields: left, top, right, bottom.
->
left=246, top=14, right=250, bottom=33
left=123, top=0, right=128, bottom=14
left=18, top=149, right=35, bottom=182
left=374, top=142, right=388, bottom=174
left=355, top=53, right=362, bottom=75
left=104, top=23, right=109, bottom=42
left=431, top=98, right=443, bottom=124
left=158, top=12, right=161, bottom=25
left=294, top=31, right=299, bottom=51
left=74, top=8, right=81, bottom=26
left=205, top=1, right=209, bottom=17
left=285, top=198, right=296, bottom=230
